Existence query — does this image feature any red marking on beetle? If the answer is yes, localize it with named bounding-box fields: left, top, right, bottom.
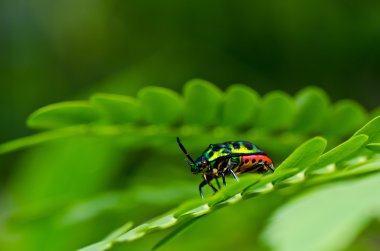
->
left=237, top=154, right=273, bottom=174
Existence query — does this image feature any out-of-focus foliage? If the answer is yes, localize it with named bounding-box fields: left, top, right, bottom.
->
left=0, top=80, right=379, bottom=251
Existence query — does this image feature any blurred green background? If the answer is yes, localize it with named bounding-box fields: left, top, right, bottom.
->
left=2, top=0, right=380, bottom=142
left=1, top=1, right=380, bottom=251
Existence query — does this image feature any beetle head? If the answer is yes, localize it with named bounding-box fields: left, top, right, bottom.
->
left=192, top=157, right=209, bottom=174
left=177, top=137, right=209, bottom=175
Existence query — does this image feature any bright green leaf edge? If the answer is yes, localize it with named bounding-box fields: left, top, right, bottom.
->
left=78, top=222, right=133, bottom=251
left=366, top=143, right=380, bottom=152
left=275, top=136, right=327, bottom=172
left=27, top=101, right=100, bottom=129
left=0, top=126, right=87, bottom=155
left=306, top=134, right=369, bottom=174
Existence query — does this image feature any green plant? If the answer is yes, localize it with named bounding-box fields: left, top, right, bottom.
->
left=0, top=79, right=379, bottom=251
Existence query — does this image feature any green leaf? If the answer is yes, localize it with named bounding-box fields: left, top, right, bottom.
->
left=173, top=200, right=210, bottom=218
left=354, top=116, right=380, bottom=141
left=221, top=84, right=260, bottom=128
left=0, top=127, right=85, bottom=155
left=344, top=158, right=380, bottom=175
left=275, top=136, right=327, bottom=173
left=291, top=87, right=330, bottom=133
left=262, top=173, right=380, bottom=251
left=116, top=224, right=150, bottom=242
left=78, top=222, right=133, bottom=251
left=138, top=86, right=183, bottom=125
left=152, top=218, right=199, bottom=251
left=324, top=100, right=368, bottom=137
left=90, top=93, right=140, bottom=124
left=366, top=143, right=380, bottom=153
left=257, top=91, right=295, bottom=131
left=183, top=79, right=223, bottom=125
left=245, top=168, right=299, bottom=194
left=306, top=158, right=380, bottom=185
left=27, top=101, right=101, bottom=129
left=77, top=241, right=110, bottom=251
left=146, top=214, right=178, bottom=229
left=207, top=175, right=261, bottom=206
left=306, top=134, right=368, bottom=174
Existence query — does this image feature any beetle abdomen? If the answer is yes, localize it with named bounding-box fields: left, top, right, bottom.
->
left=233, top=154, right=273, bottom=174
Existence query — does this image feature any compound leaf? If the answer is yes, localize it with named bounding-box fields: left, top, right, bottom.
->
left=0, top=127, right=84, bottom=154
left=152, top=218, right=199, bottom=251
left=257, top=91, right=295, bottom=131
left=366, top=143, right=380, bottom=153
left=90, top=93, right=140, bottom=124
left=354, top=116, right=380, bottom=141
left=275, top=136, right=327, bottom=173
left=324, top=100, right=368, bottom=137
left=138, top=86, right=183, bottom=125
left=183, top=79, right=223, bottom=125
left=78, top=222, right=133, bottom=251
left=292, top=87, right=329, bottom=133
left=222, top=84, right=260, bottom=128
left=306, top=134, right=368, bottom=174
left=27, top=101, right=101, bottom=129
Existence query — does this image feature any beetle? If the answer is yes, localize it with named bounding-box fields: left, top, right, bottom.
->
left=177, top=137, right=274, bottom=198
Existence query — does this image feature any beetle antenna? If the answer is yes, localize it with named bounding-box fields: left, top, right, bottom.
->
left=177, top=137, right=196, bottom=165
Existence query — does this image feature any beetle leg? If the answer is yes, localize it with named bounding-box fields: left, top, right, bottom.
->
left=230, top=169, right=239, bottom=181
left=226, top=158, right=239, bottom=182
left=198, top=180, right=207, bottom=199
left=221, top=172, right=226, bottom=186
left=267, top=163, right=275, bottom=172
left=207, top=178, right=218, bottom=193
left=215, top=176, right=221, bottom=189
left=257, top=160, right=275, bottom=173
left=212, top=168, right=221, bottom=189
left=255, top=162, right=267, bottom=174
left=199, top=175, right=218, bottom=199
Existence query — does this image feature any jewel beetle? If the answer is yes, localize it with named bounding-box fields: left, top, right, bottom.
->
left=177, top=137, right=274, bottom=198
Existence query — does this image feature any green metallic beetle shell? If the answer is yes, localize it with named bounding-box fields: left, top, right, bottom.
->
left=196, top=141, right=264, bottom=164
